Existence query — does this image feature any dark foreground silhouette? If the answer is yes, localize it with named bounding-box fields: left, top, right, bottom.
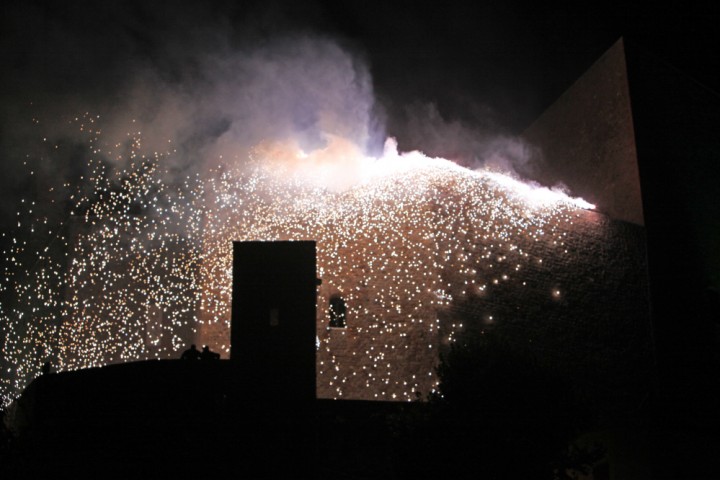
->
left=0, top=359, right=398, bottom=478
left=2, top=332, right=717, bottom=479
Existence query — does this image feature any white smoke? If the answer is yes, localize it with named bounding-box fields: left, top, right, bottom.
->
left=85, top=35, right=382, bottom=180
left=391, top=101, right=542, bottom=179
left=0, top=1, right=567, bottom=223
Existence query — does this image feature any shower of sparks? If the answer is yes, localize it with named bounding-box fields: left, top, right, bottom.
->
left=1, top=115, right=596, bottom=407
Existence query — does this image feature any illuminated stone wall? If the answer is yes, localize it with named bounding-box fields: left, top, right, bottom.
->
left=316, top=199, right=652, bottom=406
left=195, top=166, right=653, bottom=405
left=40, top=161, right=653, bottom=408
left=36, top=161, right=653, bottom=409
left=440, top=211, right=653, bottom=413
left=523, top=38, right=643, bottom=226
left=315, top=200, right=441, bottom=401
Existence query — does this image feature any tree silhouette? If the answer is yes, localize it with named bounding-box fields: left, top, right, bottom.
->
left=391, top=330, right=596, bottom=479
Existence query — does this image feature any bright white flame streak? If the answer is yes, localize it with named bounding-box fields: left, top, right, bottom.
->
left=483, top=171, right=596, bottom=210
left=0, top=118, right=596, bottom=406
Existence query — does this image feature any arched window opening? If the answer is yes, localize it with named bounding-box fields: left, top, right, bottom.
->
left=328, top=296, right=347, bottom=328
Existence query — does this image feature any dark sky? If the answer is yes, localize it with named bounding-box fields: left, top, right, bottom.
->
left=1, top=0, right=719, bottom=229
left=4, top=1, right=719, bottom=127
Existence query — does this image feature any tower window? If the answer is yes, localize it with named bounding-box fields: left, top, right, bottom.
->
left=328, top=296, right=347, bottom=328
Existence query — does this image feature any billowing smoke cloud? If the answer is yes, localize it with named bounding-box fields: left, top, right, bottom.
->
left=390, top=102, right=542, bottom=178
left=97, top=34, right=382, bottom=174
left=0, top=0, right=552, bottom=231
left=0, top=1, right=388, bottom=230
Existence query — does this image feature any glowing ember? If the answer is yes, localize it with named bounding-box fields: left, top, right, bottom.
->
left=1, top=116, right=596, bottom=406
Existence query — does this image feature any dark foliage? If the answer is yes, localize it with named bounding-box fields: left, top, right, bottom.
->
left=391, top=331, right=594, bottom=479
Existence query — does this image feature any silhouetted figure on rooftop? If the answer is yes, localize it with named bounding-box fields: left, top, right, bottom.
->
left=41, top=361, right=52, bottom=375
left=201, top=345, right=220, bottom=361
left=181, top=344, right=201, bottom=360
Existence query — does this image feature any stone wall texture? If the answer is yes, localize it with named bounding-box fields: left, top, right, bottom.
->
left=524, top=38, right=644, bottom=226
left=194, top=165, right=654, bottom=409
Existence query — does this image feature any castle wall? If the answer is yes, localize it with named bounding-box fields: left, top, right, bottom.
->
left=523, top=38, right=643, bottom=226
left=196, top=167, right=653, bottom=406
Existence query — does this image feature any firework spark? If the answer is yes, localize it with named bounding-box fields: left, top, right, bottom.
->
left=1, top=116, right=596, bottom=406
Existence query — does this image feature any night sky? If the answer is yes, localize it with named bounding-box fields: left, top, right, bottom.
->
left=2, top=1, right=720, bottom=270
left=4, top=1, right=719, bottom=126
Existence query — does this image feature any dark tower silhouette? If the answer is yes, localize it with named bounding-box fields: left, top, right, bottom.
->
left=230, top=241, right=318, bottom=477
left=231, top=240, right=317, bottom=400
